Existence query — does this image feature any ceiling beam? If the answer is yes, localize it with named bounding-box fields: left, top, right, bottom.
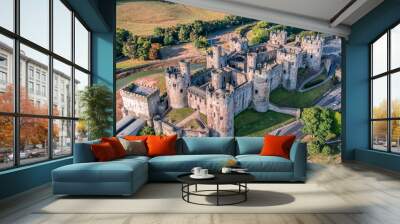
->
left=167, top=0, right=351, bottom=37
left=330, top=0, right=368, bottom=28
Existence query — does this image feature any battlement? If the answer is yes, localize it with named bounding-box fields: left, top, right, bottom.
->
left=120, top=83, right=159, bottom=100
left=297, top=35, right=324, bottom=46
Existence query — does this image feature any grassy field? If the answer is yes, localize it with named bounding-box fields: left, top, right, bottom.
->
left=117, top=1, right=227, bottom=36
left=116, top=58, right=155, bottom=70
left=116, top=68, right=164, bottom=90
left=165, top=108, right=195, bottom=124
left=116, top=63, right=205, bottom=91
left=270, top=80, right=334, bottom=108
left=234, top=109, right=295, bottom=137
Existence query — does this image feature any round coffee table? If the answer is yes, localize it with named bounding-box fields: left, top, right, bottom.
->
left=177, top=173, right=255, bottom=206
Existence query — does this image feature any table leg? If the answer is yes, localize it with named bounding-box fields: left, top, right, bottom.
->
left=195, top=184, right=198, bottom=192
left=217, top=184, right=219, bottom=206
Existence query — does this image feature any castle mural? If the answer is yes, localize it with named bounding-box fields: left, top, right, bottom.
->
left=115, top=1, right=342, bottom=139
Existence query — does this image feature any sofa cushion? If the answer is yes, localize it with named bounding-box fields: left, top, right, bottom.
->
left=101, top=137, right=127, bottom=158
left=53, top=159, right=147, bottom=183
left=180, top=137, right=235, bottom=155
left=260, top=135, right=296, bottom=159
left=236, top=155, right=293, bottom=172
left=235, top=137, right=264, bottom=155
left=147, top=135, right=177, bottom=157
left=149, top=154, right=235, bottom=172
left=91, top=142, right=118, bottom=162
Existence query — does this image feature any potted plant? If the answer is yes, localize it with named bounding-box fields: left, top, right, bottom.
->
left=79, top=84, right=113, bottom=140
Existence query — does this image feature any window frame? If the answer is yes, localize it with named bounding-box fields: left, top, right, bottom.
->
left=370, top=20, right=400, bottom=154
left=0, top=0, right=92, bottom=171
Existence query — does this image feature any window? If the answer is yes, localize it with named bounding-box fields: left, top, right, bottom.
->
left=20, top=0, right=49, bottom=49
left=0, top=0, right=14, bottom=32
left=74, top=17, right=89, bottom=70
left=370, top=22, right=400, bottom=153
left=0, top=1, right=91, bottom=170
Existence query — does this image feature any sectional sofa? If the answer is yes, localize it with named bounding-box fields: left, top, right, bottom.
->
left=52, top=137, right=307, bottom=196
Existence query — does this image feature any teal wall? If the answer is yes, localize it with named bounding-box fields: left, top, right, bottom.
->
left=0, top=0, right=116, bottom=200
left=343, top=0, right=400, bottom=171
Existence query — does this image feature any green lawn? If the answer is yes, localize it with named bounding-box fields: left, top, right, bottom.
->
left=116, top=68, right=164, bottom=90
left=270, top=80, right=334, bottom=108
left=165, top=108, right=195, bottom=124
left=116, top=59, right=154, bottom=70
left=234, top=109, right=295, bottom=137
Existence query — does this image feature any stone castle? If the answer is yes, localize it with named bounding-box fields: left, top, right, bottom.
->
left=120, top=30, right=325, bottom=137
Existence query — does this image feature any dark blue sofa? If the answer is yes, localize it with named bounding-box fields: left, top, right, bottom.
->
left=52, top=137, right=307, bottom=196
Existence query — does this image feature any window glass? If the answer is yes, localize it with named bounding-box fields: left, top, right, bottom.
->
left=391, top=24, right=400, bottom=70
left=19, top=117, right=49, bottom=165
left=0, top=34, right=14, bottom=112
left=0, top=116, right=14, bottom=170
left=53, top=0, right=72, bottom=60
left=372, top=76, right=387, bottom=119
left=74, top=69, right=89, bottom=118
left=391, top=120, right=400, bottom=153
left=391, top=72, right=400, bottom=118
left=53, top=59, right=72, bottom=117
left=74, top=18, right=89, bottom=70
left=372, top=33, right=387, bottom=76
left=372, top=121, right=388, bottom=151
left=20, top=44, right=49, bottom=115
left=0, top=0, right=14, bottom=31
left=20, top=0, right=49, bottom=49
left=75, top=120, right=88, bottom=143
left=53, top=119, right=72, bottom=157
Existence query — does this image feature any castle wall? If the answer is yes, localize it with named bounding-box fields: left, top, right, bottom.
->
left=232, top=81, right=253, bottom=115
left=188, top=87, right=207, bottom=114
left=206, top=89, right=234, bottom=137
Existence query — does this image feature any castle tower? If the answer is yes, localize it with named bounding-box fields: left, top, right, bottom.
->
left=165, top=64, right=191, bottom=109
left=206, top=87, right=234, bottom=137
left=268, top=30, right=287, bottom=45
left=179, top=60, right=190, bottom=76
left=246, top=52, right=258, bottom=80
left=276, top=48, right=302, bottom=90
left=210, top=69, right=226, bottom=90
left=252, top=69, right=271, bottom=112
left=299, top=34, right=324, bottom=71
left=206, top=45, right=226, bottom=69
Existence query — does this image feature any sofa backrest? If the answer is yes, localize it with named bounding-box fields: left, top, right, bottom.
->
left=235, top=137, right=264, bottom=155
left=179, top=137, right=235, bottom=155
left=73, top=140, right=100, bottom=163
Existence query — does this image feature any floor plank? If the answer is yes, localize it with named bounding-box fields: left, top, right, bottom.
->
left=1, top=162, right=400, bottom=224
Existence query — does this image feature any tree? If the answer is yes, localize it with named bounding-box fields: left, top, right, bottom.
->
left=136, top=37, right=151, bottom=60
left=122, top=35, right=138, bottom=60
left=79, top=84, right=113, bottom=140
left=301, top=107, right=340, bottom=154
left=250, top=27, right=269, bottom=45
left=139, top=125, right=155, bottom=136
left=148, top=43, right=161, bottom=60
left=116, top=28, right=132, bottom=57
left=178, top=25, right=190, bottom=42
left=0, top=85, right=58, bottom=150
left=163, top=33, right=174, bottom=46
left=194, top=36, right=209, bottom=49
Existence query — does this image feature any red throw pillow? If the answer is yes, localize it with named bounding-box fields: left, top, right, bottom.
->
left=91, top=142, right=117, bottom=162
left=101, top=137, right=126, bottom=158
left=260, top=134, right=296, bottom=159
left=146, top=135, right=177, bottom=157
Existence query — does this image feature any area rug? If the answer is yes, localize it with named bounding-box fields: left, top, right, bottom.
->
left=37, top=183, right=361, bottom=214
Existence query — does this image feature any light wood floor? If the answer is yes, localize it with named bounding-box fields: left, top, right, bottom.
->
left=1, top=162, right=400, bottom=224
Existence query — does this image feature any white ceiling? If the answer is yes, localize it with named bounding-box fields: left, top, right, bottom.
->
left=167, top=0, right=384, bottom=37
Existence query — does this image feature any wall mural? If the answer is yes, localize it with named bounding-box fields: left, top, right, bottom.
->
left=115, top=1, right=342, bottom=161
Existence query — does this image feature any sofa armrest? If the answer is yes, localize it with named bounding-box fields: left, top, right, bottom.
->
left=289, top=141, right=307, bottom=182
left=73, top=140, right=100, bottom=163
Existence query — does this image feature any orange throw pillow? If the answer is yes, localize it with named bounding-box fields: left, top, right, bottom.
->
left=146, top=135, right=177, bottom=157
left=124, top=135, right=148, bottom=141
left=260, top=134, right=296, bottom=159
left=91, top=142, right=117, bottom=162
left=101, top=137, right=126, bottom=158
